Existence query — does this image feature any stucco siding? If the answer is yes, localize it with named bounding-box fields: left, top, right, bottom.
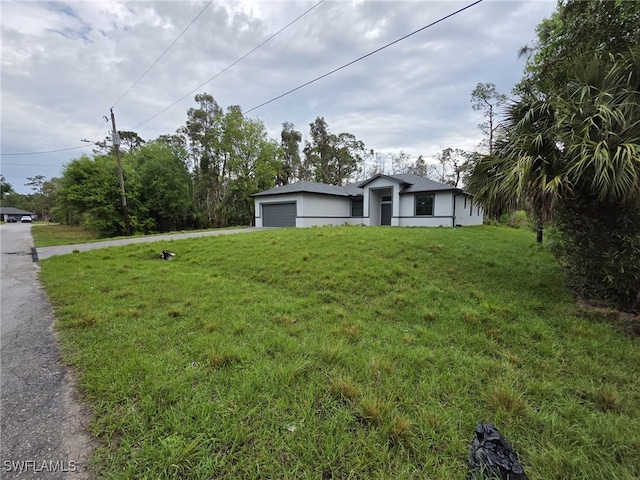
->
left=296, top=193, right=358, bottom=227
left=434, top=192, right=454, bottom=217
left=453, top=195, right=483, bottom=226
left=299, top=193, right=349, bottom=217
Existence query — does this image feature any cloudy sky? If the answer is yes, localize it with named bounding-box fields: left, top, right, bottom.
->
left=1, top=0, right=556, bottom=194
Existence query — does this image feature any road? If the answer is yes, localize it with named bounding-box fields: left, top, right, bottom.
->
left=1, top=223, right=92, bottom=479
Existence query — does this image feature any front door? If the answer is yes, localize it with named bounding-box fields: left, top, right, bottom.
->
left=381, top=203, right=391, bottom=225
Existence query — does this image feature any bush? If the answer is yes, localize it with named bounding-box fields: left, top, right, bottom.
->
left=498, top=210, right=531, bottom=228
left=551, top=195, right=640, bottom=313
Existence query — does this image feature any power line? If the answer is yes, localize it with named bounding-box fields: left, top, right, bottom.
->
left=1, top=162, right=71, bottom=167
left=112, top=1, right=213, bottom=108
left=0, top=145, right=89, bottom=156
left=2, top=2, right=214, bottom=158
left=2, top=0, right=480, bottom=158
left=245, top=0, right=484, bottom=115
left=133, top=0, right=326, bottom=129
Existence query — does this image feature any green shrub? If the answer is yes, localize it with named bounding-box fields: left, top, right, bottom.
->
left=552, top=195, right=640, bottom=312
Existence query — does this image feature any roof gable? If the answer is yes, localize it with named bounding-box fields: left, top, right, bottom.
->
left=358, top=173, right=460, bottom=193
left=391, top=173, right=460, bottom=193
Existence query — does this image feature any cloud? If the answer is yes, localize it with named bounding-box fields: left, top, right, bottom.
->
left=0, top=0, right=556, bottom=193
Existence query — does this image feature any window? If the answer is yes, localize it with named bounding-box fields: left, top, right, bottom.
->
left=415, top=194, right=434, bottom=216
left=351, top=198, right=363, bottom=217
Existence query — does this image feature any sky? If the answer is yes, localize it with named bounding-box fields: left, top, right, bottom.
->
left=0, top=0, right=557, bottom=194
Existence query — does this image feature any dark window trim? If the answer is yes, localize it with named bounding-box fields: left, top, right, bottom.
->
left=415, top=193, right=435, bottom=216
left=351, top=197, right=364, bottom=217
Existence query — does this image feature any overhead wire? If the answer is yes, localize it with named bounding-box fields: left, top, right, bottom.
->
left=2, top=0, right=481, bottom=158
left=244, top=0, right=484, bottom=114
left=133, top=0, right=326, bottom=129
left=1, top=145, right=88, bottom=156
left=112, top=0, right=213, bottom=108
left=1, top=1, right=214, bottom=157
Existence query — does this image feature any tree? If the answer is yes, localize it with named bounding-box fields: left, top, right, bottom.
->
left=25, top=175, right=46, bottom=194
left=365, top=152, right=389, bottom=178
left=219, top=106, right=279, bottom=226
left=408, top=155, right=437, bottom=179
left=55, top=155, right=125, bottom=235
left=178, top=93, right=225, bottom=226
left=390, top=151, right=411, bottom=174
left=0, top=175, right=14, bottom=201
left=471, top=83, right=507, bottom=155
left=278, top=122, right=304, bottom=185
left=435, top=148, right=469, bottom=187
left=467, top=48, right=640, bottom=310
left=518, top=0, right=640, bottom=97
left=134, top=141, right=193, bottom=232
left=25, top=175, right=57, bottom=219
left=90, top=131, right=145, bottom=155
left=303, top=117, right=365, bottom=185
left=119, top=131, right=145, bottom=154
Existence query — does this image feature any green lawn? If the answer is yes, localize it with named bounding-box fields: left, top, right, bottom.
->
left=39, top=226, right=640, bottom=479
left=31, top=224, right=101, bottom=246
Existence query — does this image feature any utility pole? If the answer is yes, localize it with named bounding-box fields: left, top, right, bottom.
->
left=110, top=108, right=131, bottom=235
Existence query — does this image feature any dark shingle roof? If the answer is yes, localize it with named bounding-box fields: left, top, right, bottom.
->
left=252, top=181, right=363, bottom=197
left=357, top=173, right=462, bottom=193
left=390, top=173, right=460, bottom=193
left=0, top=207, right=36, bottom=215
left=253, top=175, right=469, bottom=198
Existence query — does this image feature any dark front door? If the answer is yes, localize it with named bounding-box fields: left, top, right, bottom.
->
left=381, top=203, right=391, bottom=225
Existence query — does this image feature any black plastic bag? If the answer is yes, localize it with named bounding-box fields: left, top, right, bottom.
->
left=467, top=423, right=527, bottom=480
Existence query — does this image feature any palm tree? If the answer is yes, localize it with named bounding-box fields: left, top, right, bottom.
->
left=467, top=49, right=640, bottom=310
left=466, top=99, right=565, bottom=243
left=561, top=50, right=640, bottom=204
left=467, top=49, right=640, bottom=244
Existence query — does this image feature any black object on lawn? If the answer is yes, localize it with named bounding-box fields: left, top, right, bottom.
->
left=161, top=250, right=176, bottom=260
left=467, top=423, right=527, bottom=480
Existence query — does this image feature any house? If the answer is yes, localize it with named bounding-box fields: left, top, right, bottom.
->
left=252, top=173, right=483, bottom=228
left=0, top=207, right=36, bottom=222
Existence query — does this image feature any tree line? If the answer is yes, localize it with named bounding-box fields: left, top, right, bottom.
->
left=1, top=93, right=467, bottom=236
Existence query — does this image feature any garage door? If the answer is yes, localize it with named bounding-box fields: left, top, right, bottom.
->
left=262, top=202, right=296, bottom=227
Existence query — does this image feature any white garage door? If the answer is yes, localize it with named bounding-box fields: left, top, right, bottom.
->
left=262, top=202, right=296, bottom=227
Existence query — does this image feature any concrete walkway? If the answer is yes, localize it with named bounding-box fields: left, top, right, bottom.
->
left=35, top=227, right=270, bottom=260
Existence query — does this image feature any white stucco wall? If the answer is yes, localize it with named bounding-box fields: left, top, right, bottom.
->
left=453, top=194, right=483, bottom=226
left=297, top=193, right=361, bottom=227
left=396, top=191, right=455, bottom=227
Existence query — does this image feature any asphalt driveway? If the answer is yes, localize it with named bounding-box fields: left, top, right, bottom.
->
left=1, top=222, right=91, bottom=478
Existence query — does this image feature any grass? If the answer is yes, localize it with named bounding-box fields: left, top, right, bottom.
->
left=39, top=225, right=640, bottom=479
left=31, top=224, right=101, bottom=246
